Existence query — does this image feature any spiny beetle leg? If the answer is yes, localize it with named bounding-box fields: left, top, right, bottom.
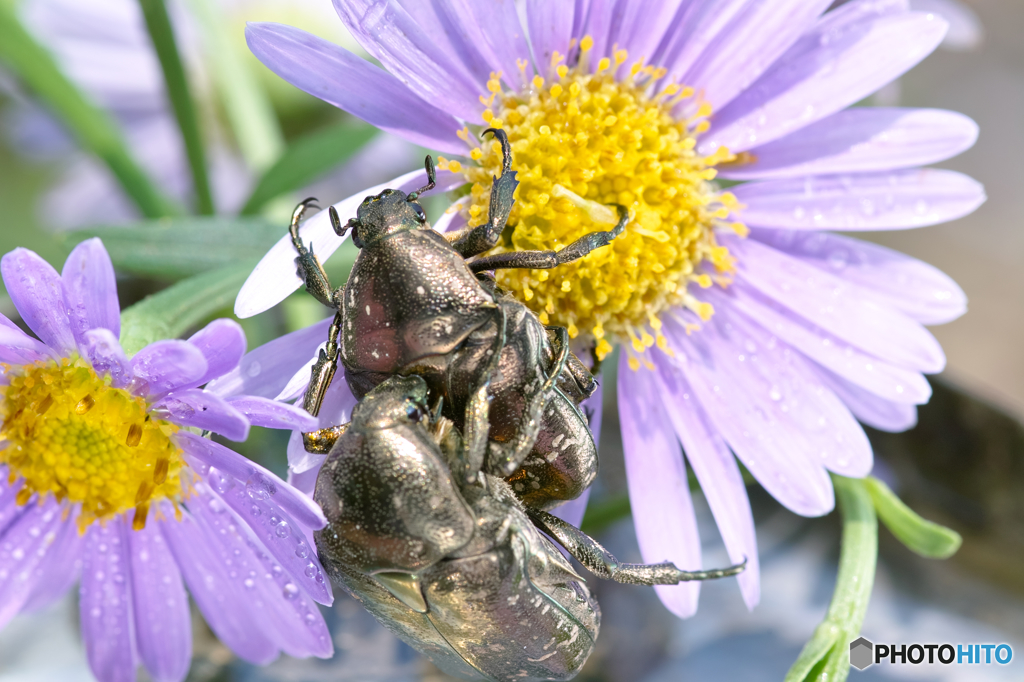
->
left=302, top=312, right=342, bottom=419
left=289, top=198, right=339, bottom=308
left=469, top=204, right=629, bottom=274
left=455, top=305, right=507, bottom=486
left=302, top=423, right=350, bottom=454
left=487, top=326, right=571, bottom=478
left=450, top=128, right=519, bottom=259
left=527, top=508, right=747, bottom=585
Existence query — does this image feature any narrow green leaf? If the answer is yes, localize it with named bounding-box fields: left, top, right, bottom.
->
left=119, top=263, right=253, bottom=355
left=241, top=123, right=379, bottom=215
left=866, top=476, right=962, bottom=559
left=183, top=0, right=284, bottom=172
left=0, top=3, right=176, bottom=218
left=137, top=0, right=213, bottom=215
left=63, top=217, right=284, bottom=279
left=580, top=493, right=631, bottom=535
left=786, top=475, right=877, bottom=682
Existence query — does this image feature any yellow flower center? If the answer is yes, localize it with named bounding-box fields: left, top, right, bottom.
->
left=454, top=40, right=746, bottom=369
left=1, top=357, right=187, bottom=531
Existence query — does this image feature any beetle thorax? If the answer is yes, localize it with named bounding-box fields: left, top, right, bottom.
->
left=354, top=190, right=430, bottom=246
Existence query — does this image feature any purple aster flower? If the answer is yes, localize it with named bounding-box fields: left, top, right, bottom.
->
left=232, top=0, right=985, bottom=618
left=0, top=239, right=333, bottom=682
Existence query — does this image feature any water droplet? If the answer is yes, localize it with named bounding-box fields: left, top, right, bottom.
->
left=247, top=361, right=262, bottom=378
left=275, top=521, right=290, bottom=539
left=769, top=386, right=782, bottom=402
left=207, top=497, right=225, bottom=514
left=243, top=578, right=255, bottom=590
left=283, top=583, right=299, bottom=600
left=11, top=548, right=23, bottom=561
left=295, top=542, right=309, bottom=559
left=304, top=562, right=317, bottom=578
left=246, top=474, right=275, bottom=501
left=90, top=607, right=102, bottom=618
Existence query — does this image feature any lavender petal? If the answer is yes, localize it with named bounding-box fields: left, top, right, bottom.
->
left=527, top=0, right=575, bottom=75
left=288, top=430, right=324, bottom=475
left=816, top=366, right=919, bottom=433
left=728, top=236, right=947, bottom=373
left=720, top=108, right=978, bottom=180
left=610, top=0, right=687, bottom=65
left=581, top=0, right=614, bottom=61
left=749, top=228, right=967, bottom=325
left=129, top=520, right=191, bottom=682
left=287, top=466, right=321, bottom=499
left=454, top=0, right=530, bottom=89
left=151, top=389, right=250, bottom=442
left=175, top=432, right=327, bottom=533
left=245, top=23, right=465, bottom=152
left=653, top=361, right=761, bottom=610
left=61, top=237, right=120, bottom=346
left=0, top=479, right=26, bottom=538
left=0, top=497, right=63, bottom=629
left=704, top=7, right=948, bottom=154
left=434, top=196, right=470, bottom=234
left=0, top=317, right=52, bottom=365
left=128, top=339, right=208, bottom=399
left=160, top=503, right=280, bottom=664
left=679, top=0, right=832, bottom=114
left=21, top=515, right=84, bottom=613
left=225, top=395, right=318, bottom=432
left=617, top=362, right=701, bottom=617
left=187, top=319, right=246, bottom=389
left=206, top=317, right=332, bottom=400
left=331, top=1, right=485, bottom=121
left=82, top=329, right=133, bottom=389
left=709, top=282, right=931, bottom=404
left=655, top=0, right=749, bottom=86
left=426, top=0, right=507, bottom=85
left=80, top=518, right=138, bottom=682
left=665, top=315, right=836, bottom=516
left=0, top=248, right=76, bottom=356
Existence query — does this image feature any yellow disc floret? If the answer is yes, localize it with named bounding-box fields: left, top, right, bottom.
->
left=1, top=357, right=187, bottom=531
left=460, top=44, right=746, bottom=365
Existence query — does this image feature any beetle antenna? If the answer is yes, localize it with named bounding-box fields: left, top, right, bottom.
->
left=482, top=128, right=512, bottom=174
left=329, top=206, right=360, bottom=238
left=407, top=155, right=436, bottom=202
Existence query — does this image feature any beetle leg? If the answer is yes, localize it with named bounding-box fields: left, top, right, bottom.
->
left=302, top=423, right=350, bottom=454
left=289, top=198, right=340, bottom=308
left=527, top=508, right=748, bottom=584
left=452, top=305, right=507, bottom=486
left=487, top=326, right=572, bottom=478
left=468, top=204, right=629, bottom=273
left=301, top=311, right=343, bottom=419
left=448, top=129, right=519, bottom=258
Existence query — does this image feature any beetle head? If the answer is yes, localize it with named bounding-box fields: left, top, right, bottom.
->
left=351, top=375, right=430, bottom=430
left=334, top=156, right=437, bottom=248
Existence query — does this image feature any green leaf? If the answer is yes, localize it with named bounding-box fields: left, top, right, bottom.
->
left=786, top=475, right=877, bottom=682
left=865, top=476, right=962, bottom=559
left=580, top=493, right=631, bottom=535
left=137, top=0, right=213, bottom=214
left=0, top=3, right=177, bottom=218
left=63, top=217, right=284, bottom=279
left=119, top=263, right=253, bottom=355
left=241, top=122, right=379, bottom=215
left=183, top=0, right=284, bottom=172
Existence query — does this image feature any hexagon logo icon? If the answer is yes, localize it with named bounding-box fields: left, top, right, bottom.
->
left=850, top=637, right=874, bottom=670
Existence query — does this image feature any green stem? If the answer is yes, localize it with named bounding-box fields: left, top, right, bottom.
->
left=137, top=0, right=214, bottom=215
left=0, top=2, right=176, bottom=218
left=786, top=475, right=877, bottom=682
left=184, top=0, right=284, bottom=173
left=119, top=262, right=253, bottom=355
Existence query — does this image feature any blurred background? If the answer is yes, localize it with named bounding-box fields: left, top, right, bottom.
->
left=0, top=0, right=1022, bottom=680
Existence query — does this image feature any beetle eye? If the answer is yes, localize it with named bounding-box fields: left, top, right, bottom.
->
left=405, top=401, right=425, bottom=422
left=412, top=203, right=426, bottom=223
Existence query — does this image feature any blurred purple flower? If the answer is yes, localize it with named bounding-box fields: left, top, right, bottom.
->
left=0, top=240, right=331, bottom=682
left=232, top=0, right=985, bottom=618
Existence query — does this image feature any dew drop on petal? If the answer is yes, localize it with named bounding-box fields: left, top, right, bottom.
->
left=283, top=583, right=299, bottom=600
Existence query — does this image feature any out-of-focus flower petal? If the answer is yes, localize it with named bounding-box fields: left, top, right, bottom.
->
left=288, top=429, right=324, bottom=476
left=653, top=360, right=760, bottom=610
left=732, top=168, right=985, bottom=231
left=187, top=319, right=246, bottom=389
left=61, top=237, right=120, bottom=345
left=331, top=0, right=485, bottom=121
left=21, top=517, right=84, bottom=613
left=704, top=6, right=947, bottom=153
left=287, top=466, right=321, bottom=499
left=720, top=108, right=978, bottom=180
left=0, top=315, right=53, bottom=365
left=81, top=328, right=132, bottom=389
left=910, top=0, right=983, bottom=51
left=129, top=340, right=208, bottom=399
left=665, top=316, right=836, bottom=516
left=434, top=196, right=470, bottom=234
left=1, top=248, right=76, bottom=355
left=815, top=365, right=920, bottom=432
left=161, top=504, right=280, bottom=665
left=245, top=23, right=465, bottom=153
left=175, top=432, right=327, bottom=533
left=207, top=318, right=333, bottom=400
left=151, top=389, right=250, bottom=442
left=728, top=236, right=947, bottom=373
left=680, top=0, right=832, bottom=115
left=749, top=228, right=967, bottom=325
left=0, top=497, right=62, bottom=629
left=710, top=283, right=930, bottom=404
left=129, top=520, right=191, bottom=682
left=80, top=519, right=137, bottom=682
left=618, top=361, right=701, bottom=618
left=226, top=396, right=318, bottom=432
